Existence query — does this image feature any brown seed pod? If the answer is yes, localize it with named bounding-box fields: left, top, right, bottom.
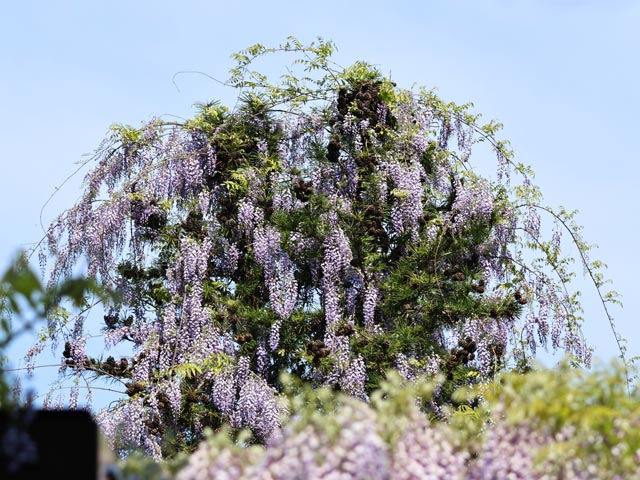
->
left=317, top=348, right=330, bottom=358
left=336, top=323, right=354, bottom=336
left=514, top=290, right=528, bottom=304
left=125, top=381, right=145, bottom=397
left=327, top=137, right=341, bottom=162
left=307, top=340, right=325, bottom=355
left=237, top=332, right=254, bottom=344
left=472, top=279, right=486, bottom=293
left=63, top=341, right=72, bottom=359
left=452, top=272, right=466, bottom=282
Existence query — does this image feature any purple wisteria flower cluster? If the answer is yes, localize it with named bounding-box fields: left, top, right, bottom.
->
left=179, top=394, right=390, bottom=480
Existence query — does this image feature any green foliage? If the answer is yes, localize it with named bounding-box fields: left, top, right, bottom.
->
left=169, top=354, right=234, bottom=380
left=0, top=253, right=114, bottom=409
left=479, top=360, right=638, bottom=476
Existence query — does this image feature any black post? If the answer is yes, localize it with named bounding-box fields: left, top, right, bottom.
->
left=1, top=409, right=97, bottom=480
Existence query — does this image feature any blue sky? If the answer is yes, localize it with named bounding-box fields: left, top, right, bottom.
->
left=1, top=0, right=638, bottom=408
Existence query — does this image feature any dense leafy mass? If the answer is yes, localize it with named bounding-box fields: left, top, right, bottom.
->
left=27, top=38, right=619, bottom=458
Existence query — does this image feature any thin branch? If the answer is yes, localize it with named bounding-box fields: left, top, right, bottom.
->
left=531, top=203, right=630, bottom=393
left=1, top=363, right=67, bottom=373
left=171, top=70, right=228, bottom=93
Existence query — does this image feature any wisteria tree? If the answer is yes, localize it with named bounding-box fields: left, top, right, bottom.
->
left=27, top=38, right=622, bottom=458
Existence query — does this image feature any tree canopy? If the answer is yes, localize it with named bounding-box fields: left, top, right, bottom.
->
left=25, top=37, right=622, bottom=458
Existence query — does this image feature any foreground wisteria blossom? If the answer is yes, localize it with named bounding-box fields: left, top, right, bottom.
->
left=27, top=38, right=621, bottom=457
left=173, top=366, right=640, bottom=480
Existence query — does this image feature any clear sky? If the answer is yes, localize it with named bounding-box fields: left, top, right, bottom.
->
left=1, top=0, right=638, bottom=409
